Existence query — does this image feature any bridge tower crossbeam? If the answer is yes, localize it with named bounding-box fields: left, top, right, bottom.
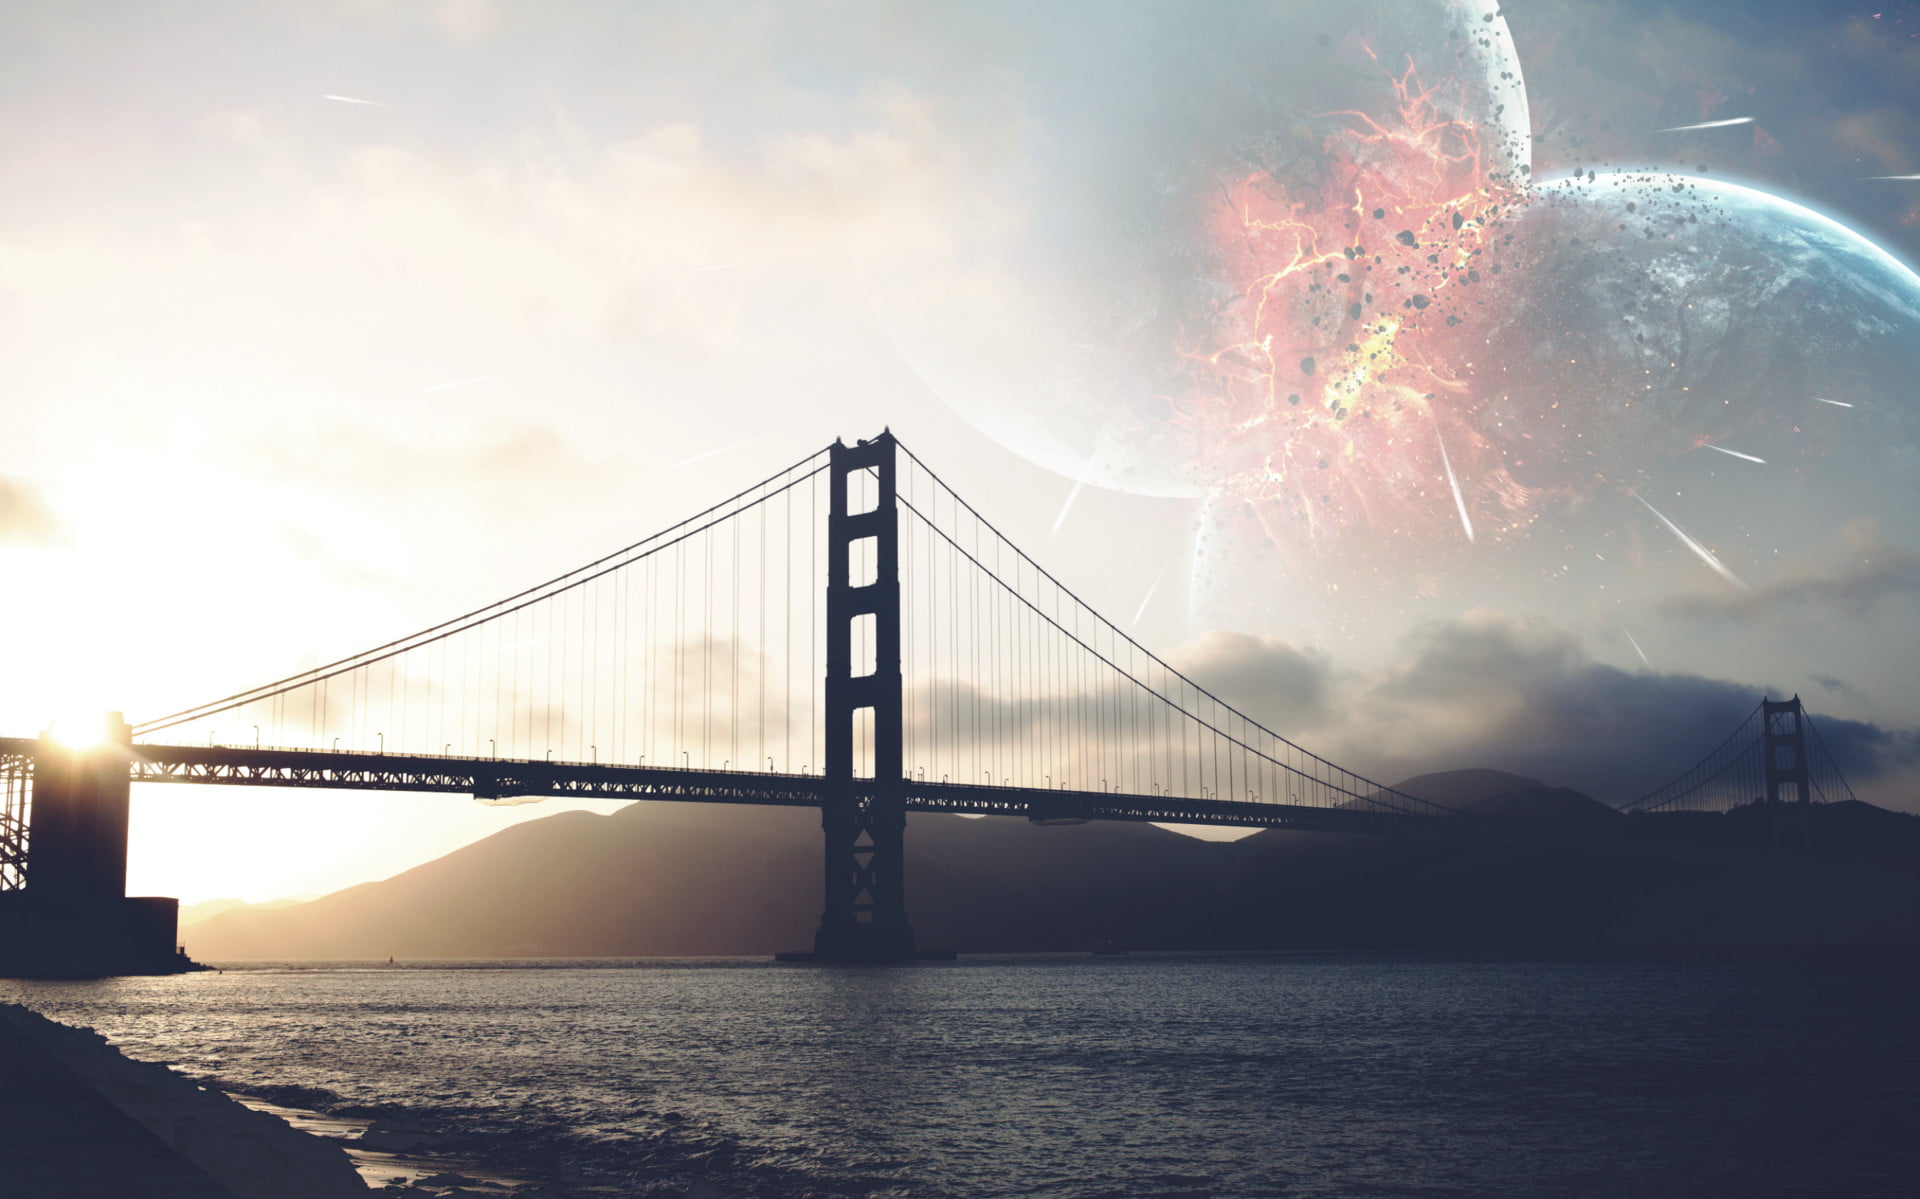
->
left=1762, top=695, right=1811, bottom=805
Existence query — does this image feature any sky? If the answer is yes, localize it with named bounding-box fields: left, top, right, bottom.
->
left=3, top=0, right=1919, bottom=903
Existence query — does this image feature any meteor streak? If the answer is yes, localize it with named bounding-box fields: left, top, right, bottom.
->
left=1703, top=444, right=1766, bottom=465
left=1131, top=573, right=1164, bottom=627
left=674, top=445, right=737, bottom=468
left=323, top=94, right=385, bottom=106
left=1653, top=117, right=1753, bottom=133
left=1632, top=492, right=1746, bottom=589
left=1618, top=624, right=1652, bottom=669
left=1051, top=457, right=1098, bottom=535
left=1812, top=396, right=1854, bottom=407
left=1434, top=425, right=1474, bottom=544
left=1863, top=175, right=1920, bottom=181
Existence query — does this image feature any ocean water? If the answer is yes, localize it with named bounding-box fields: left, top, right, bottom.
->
left=4, top=953, right=1917, bottom=1198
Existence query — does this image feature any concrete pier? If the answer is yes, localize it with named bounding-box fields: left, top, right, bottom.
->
left=0, top=716, right=201, bottom=978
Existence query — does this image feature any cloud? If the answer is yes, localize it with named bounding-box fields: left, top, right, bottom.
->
left=345, top=0, right=500, bottom=42
left=1355, top=615, right=1920, bottom=803
left=1173, top=632, right=1333, bottom=732
left=888, top=609, right=1920, bottom=809
left=1659, top=519, right=1920, bottom=623
left=0, top=477, right=58, bottom=544
left=1798, top=712, right=1920, bottom=798
left=1112, top=613, right=1920, bottom=808
left=265, top=422, right=602, bottom=504
left=1349, top=616, right=1764, bottom=798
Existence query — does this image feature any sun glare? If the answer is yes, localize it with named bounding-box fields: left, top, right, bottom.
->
left=45, top=711, right=119, bottom=752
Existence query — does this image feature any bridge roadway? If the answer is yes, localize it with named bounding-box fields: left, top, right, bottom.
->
left=0, top=738, right=1751, bottom=862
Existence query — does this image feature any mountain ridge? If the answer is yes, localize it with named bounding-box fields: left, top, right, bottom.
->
left=184, top=770, right=1920, bottom=959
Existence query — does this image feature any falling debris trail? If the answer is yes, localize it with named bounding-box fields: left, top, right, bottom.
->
left=673, top=445, right=737, bottom=469
left=1618, top=624, right=1653, bottom=669
left=1654, top=117, right=1753, bottom=133
left=1812, top=396, right=1855, bottom=408
left=1131, top=574, right=1164, bottom=627
left=323, top=94, right=385, bottom=106
left=1434, top=424, right=1475, bottom=544
left=1704, top=444, right=1766, bottom=465
left=1632, top=492, right=1747, bottom=589
left=1051, top=457, right=1098, bottom=536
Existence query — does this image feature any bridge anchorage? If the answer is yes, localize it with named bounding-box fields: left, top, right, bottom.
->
left=0, top=432, right=1869, bottom=974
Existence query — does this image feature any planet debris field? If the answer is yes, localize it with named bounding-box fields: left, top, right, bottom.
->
left=871, top=0, right=1920, bottom=647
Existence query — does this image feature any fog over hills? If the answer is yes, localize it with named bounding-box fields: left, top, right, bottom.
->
left=178, top=897, right=304, bottom=930
left=184, top=771, right=1920, bottom=960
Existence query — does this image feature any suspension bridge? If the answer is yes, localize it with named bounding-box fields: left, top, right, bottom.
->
left=0, top=432, right=1866, bottom=968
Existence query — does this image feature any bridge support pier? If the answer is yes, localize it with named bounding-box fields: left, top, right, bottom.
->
left=0, top=716, right=200, bottom=978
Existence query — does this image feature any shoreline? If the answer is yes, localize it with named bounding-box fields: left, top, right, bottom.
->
left=0, top=1002, right=365, bottom=1198
left=192, top=941, right=1920, bottom=968
left=229, top=1092, right=618, bottom=1196
left=1, top=1001, right=628, bottom=1198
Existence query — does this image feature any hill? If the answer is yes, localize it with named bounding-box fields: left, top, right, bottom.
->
left=178, top=897, right=303, bottom=930
left=185, top=803, right=1228, bottom=959
left=184, top=772, right=1920, bottom=959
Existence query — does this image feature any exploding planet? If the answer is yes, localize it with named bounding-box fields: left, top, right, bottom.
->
left=1473, top=172, right=1920, bottom=495
left=867, top=0, right=1530, bottom=498
left=866, top=0, right=1920, bottom=656
left=1192, top=171, right=1920, bottom=637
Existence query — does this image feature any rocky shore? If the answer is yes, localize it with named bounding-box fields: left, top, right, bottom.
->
left=1, top=1001, right=364, bottom=1197
left=0, top=1003, right=638, bottom=1199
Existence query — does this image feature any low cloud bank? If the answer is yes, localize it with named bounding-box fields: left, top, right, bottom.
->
left=1175, top=615, right=1920, bottom=806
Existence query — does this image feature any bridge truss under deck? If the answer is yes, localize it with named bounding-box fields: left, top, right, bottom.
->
left=0, top=738, right=1785, bottom=863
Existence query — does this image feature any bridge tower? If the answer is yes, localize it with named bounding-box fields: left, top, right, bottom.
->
left=1762, top=695, right=1811, bottom=805
left=27, top=716, right=135, bottom=900
left=0, top=715, right=195, bottom=977
left=810, top=431, right=920, bottom=962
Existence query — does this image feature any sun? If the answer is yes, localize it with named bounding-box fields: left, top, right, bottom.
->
left=44, top=710, right=125, bottom=753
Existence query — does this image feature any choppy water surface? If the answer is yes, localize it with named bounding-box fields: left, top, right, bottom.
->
left=5, top=954, right=1917, bottom=1197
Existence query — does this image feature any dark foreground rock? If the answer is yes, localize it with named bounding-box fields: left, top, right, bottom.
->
left=0, top=1002, right=367, bottom=1197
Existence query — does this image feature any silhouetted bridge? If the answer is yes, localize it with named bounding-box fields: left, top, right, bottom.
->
left=0, top=433, right=1863, bottom=967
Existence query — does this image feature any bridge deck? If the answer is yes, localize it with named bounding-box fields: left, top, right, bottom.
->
left=0, top=739, right=1754, bottom=862
left=6, top=738, right=1453, bottom=828
left=0, top=739, right=1833, bottom=873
